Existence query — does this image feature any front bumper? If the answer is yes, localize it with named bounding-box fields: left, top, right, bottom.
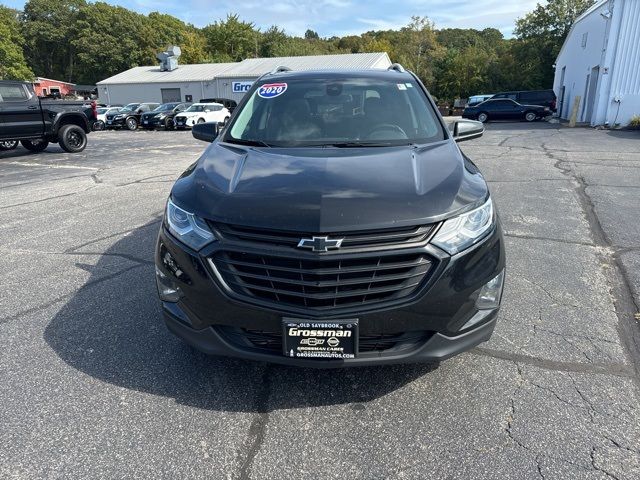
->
left=155, top=221, right=505, bottom=367
left=174, top=117, right=196, bottom=128
left=105, top=117, right=126, bottom=128
left=141, top=116, right=165, bottom=127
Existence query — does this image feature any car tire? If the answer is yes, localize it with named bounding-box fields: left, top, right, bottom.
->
left=477, top=112, right=489, bottom=123
left=197, top=118, right=205, bottom=124
left=0, top=140, right=19, bottom=151
left=525, top=112, right=537, bottom=122
left=58, top=124, right=87, bottom=153
left=165, top=118, right=173, bottom=130
left=126, top=117, right=138, bottom=131
left=21, top=139, right=49, bottom=152
left=92, top=120, right=105, bottom=131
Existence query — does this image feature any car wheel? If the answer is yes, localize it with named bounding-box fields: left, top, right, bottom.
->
left=21, top=139, right=49, bottom=152
left=126, top=117, right=138, bottom=130
left=197, top=118, right=205, bottom=124
left=0, top=140, right=19, bottom=151
left=59, top=124, right=88, bottom=153
left=525, top=112, right=537, bottom=122
left=223, top=116, right=230, bottom=125
left=92, top=120, right=105, bottom=131
left=165, top=118, right=173, bottom=130
left=477, top=112, right=489, bottom=123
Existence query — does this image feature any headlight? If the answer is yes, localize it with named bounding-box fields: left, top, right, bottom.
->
left=165, top=198, right=216, bottom=250
left=114, top=114, right=123, bottom=119
left=157, top=113, right=166, bottom=119
left=432, top=197, right=494, bottom=254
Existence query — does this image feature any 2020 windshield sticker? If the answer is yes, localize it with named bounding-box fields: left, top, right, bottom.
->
left=258, top=83, right=288, bottom=99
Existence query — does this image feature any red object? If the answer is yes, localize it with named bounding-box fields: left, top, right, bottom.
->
left=90, top=101, right=97, bottom=120
left=32, top=77, right=75, bottom=97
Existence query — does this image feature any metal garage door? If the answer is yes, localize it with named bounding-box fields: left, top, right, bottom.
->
left=161, top=88, right=181, bottom=103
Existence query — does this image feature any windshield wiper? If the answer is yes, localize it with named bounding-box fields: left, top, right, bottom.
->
left=225, top=138, right=274, bottom=148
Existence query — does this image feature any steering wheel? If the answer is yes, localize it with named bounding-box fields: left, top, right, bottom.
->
left=365, top=123, right=408, bottom=140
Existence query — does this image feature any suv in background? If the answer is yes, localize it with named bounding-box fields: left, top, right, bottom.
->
left=467, top=94, right=494, bottom=107
left=105, top=102, right=160, bottom=130
left=199, top=97, right=238, bottom=114
left=491, top=90, right=556, bottom=112
left=173, top=103, right=230, bottom=129
left=141, top=102, right=191, bottom=130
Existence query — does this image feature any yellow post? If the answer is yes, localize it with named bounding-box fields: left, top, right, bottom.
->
left=568, top=96, right=581, bottom=127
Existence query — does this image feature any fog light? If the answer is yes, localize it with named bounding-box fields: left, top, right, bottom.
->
left=476, top=270, right=505, bottom=310
left=156, top=266, right=183, bottom=302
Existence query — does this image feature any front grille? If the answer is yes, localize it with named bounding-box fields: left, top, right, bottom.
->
left=212, top=251, right=433, bottom=311
left=219, top=327, right=431, bottom=354
left=214, top=223, right=435, bottom=251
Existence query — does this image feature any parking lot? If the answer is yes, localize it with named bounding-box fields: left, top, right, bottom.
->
left=1, top=125, right=639, bottom=479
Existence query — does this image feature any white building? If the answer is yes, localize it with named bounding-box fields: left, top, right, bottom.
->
left=97, top=52, right=392, bottom=105
left=553, top=0, right=640, bottom=126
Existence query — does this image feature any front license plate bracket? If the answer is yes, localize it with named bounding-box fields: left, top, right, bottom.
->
left=282, top=319, right=358, bottom=360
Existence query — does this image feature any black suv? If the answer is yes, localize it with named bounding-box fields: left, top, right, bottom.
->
left=105, top=102, right=159, bottom=130
left=140, top=102, right=191, bottom=130
left=491, top=90, right=556, bottom=112
left=155, top=66, right=505, bottom=367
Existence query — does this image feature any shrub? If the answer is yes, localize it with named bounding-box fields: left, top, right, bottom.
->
left=629, top=115, right=640, bottom=129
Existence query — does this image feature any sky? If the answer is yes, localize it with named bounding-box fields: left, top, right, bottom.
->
left=2, top=0, right=541, bottom=37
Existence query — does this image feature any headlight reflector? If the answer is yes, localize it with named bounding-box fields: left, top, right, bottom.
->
left=432, top=197, right=494, bottom=254
left=166, top=198, right=215, bottom=250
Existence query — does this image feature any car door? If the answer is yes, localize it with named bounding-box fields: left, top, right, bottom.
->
left=0, top=83, right=44, bottom=139
left=503, top=99, right=523, bottom=120
left=483, top=99, right=507, bottom=120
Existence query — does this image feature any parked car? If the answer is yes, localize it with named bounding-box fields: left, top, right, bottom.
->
left=173, top=103, right=230, bottom=129
left=462, top=98, right=551, bottom=123
left=0, top=80, right=96, bottom=153
left=155, top=66, right=505, bottom=367
left=105, top=102, right=160, bottom=130
left=490, top=89, right=557, bottom=112
left=467, top=94, right=494, bottom=107
left=93, top=106, right=121, bottom=131
left=199, top=97, right=238, bottom=113
left=140, top=102, right=191, bottom=130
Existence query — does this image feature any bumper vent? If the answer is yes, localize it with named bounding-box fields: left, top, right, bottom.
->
left=211, top=251, right=433, bottom=311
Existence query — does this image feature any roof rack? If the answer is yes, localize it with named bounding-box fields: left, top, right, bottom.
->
left=388, top=63, right=406, bottom=73
left=269, top=65, right=292, bottom=75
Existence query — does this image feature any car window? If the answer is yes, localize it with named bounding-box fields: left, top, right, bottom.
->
left=227, top=76, right=444, bottom=147
left=185, top=105, right=204, bottom=112
left=0, top=85, right=29, bottom=102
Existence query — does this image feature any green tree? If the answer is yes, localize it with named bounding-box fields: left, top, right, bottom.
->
left=513, top=0, right=595, bottom=87
left=22, top=0, right=85, bottom=81
left=259, top=26, right=288, bottom=57
left=203, top=14, right=259, bottom=61
left=394, top=16, right=444, bottom=87
left=0, top=6, right=33, bottom=80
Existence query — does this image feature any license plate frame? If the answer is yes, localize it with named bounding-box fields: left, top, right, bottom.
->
left=282, top=318, right=358, bottom=360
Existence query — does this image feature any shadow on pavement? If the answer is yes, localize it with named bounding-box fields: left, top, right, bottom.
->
left=44, top=220, right=438, bottom=412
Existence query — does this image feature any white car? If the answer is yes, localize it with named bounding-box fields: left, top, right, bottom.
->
left=173, top=103, right=230, bottom=129
left=96, top=107, right=121, bottom=124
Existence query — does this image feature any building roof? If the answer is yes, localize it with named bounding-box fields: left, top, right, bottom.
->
left=97, top=52, right=392, bottom=84
left=97, top=63, right=237, bottom=85
left=34, top=77, right=75, bottom=86
left=217, top=52, right=392, bottom=78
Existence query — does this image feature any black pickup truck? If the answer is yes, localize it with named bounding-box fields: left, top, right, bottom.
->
left=0, top=80, right=96, bottom=153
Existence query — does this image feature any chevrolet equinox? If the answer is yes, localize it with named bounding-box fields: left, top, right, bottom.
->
left=155, top=65, right=505, bottom=367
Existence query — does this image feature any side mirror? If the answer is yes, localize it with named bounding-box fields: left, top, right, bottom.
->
left=192, top=122, right=220, bottom=143
left=451, top=119, right=484, bottom=142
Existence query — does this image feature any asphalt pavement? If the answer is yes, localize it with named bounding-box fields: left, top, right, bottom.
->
left=1, top=125, right=639, bottom=479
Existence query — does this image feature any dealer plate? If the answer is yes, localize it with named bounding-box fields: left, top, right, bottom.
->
left=283, top=319, right=358, bottom=360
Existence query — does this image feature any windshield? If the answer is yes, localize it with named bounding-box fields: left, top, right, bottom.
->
left=155, top=103, right=178, bottom=111
left=121, top=103, right=140, bottom=113
left=185, top=105, right=205, bottom=112
left=225, top=76, right=444, bottom=147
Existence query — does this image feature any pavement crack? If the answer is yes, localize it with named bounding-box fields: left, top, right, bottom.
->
left=236, top=365, right=273, bottom=480
left=591, top=446, right=620, bottom=480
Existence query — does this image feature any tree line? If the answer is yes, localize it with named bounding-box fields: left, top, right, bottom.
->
left=0, top=0, right=594, bottom=103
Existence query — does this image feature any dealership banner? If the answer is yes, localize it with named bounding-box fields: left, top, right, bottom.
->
left=232, top=81, right=254, bottom=93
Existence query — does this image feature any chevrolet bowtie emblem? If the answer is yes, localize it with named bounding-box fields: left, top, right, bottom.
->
left=297, top=236, right=344, bottom=252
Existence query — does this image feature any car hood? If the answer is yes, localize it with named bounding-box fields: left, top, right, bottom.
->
left=170, top=140, right=488, bottom=232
